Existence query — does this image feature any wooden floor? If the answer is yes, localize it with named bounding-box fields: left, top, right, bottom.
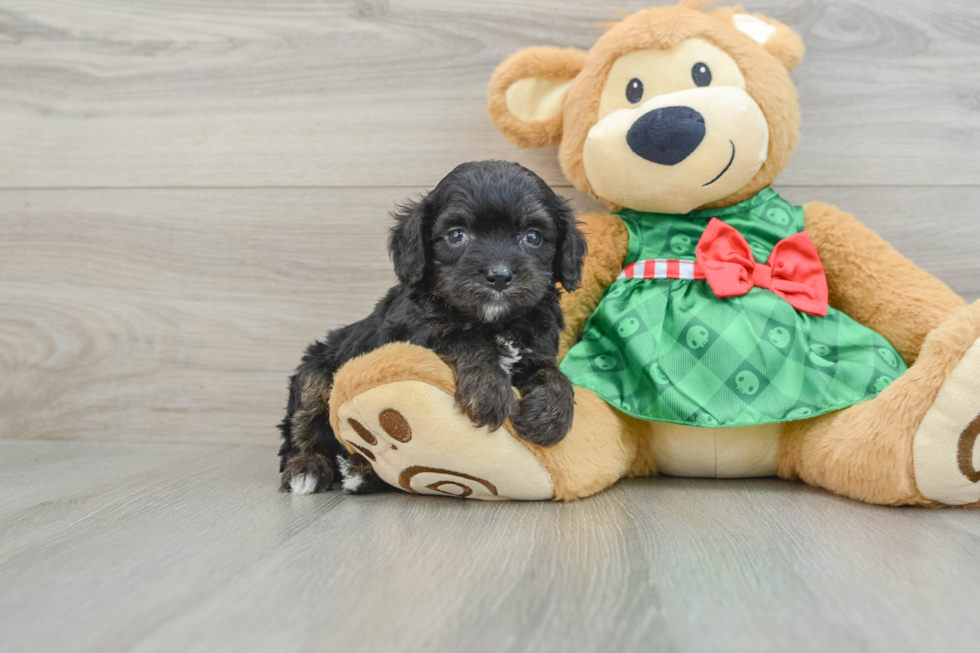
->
left=1, top=1, right=979, bottom=651
left=2, top=440, right=980, bottom=653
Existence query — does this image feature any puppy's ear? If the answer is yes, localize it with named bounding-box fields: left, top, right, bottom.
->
left=552, top=198, right=587, bottom=292
left=388, top=196, right=432, bottom=289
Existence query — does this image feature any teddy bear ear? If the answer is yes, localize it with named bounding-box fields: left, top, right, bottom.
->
left=714, top=8, right=806, bottom=71
left=488, top=47, right=587, bottom=149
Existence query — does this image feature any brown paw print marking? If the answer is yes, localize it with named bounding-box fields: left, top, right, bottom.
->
left=958, top=413, right=980, bottom=483
left=344, top=440, right=376, bottom=462
left=347, top=418, right=377, bottom=446
left=379, top=408, right=412, bottom=443
left=398, top=465, right=497, bottom=497
left=427, top=481, right=473, bottom=497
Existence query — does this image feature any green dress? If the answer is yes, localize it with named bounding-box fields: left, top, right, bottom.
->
left=559, top=189, right=907, bottom=427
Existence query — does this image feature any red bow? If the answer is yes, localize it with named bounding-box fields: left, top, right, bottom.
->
left=695, top=218, right=829, bottom=317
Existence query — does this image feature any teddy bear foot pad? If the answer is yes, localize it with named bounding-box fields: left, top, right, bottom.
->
left=913, top=339, right=980, bottom=505
left=335, top=380, right=555, bottom=501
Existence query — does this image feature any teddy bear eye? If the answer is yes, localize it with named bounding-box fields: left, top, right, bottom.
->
left=692, top=62, right=712, bottom=87
left=626, top=78, right=644, bottom=104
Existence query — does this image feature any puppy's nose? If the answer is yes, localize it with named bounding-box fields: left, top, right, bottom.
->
left=626, top=106, right=705, bottom=165
left=486, top=267, right=513, bottom=291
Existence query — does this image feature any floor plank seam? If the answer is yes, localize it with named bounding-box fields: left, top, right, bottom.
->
left=0, top=438, right=277, bottom=448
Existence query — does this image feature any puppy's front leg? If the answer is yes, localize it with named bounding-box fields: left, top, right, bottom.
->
left=511, top=360, right=575, bottom=447
left=443, top=339, right=515, bottom=431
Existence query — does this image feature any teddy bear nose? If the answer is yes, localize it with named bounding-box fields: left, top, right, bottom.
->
left=626, top=106, right=706, bottom=166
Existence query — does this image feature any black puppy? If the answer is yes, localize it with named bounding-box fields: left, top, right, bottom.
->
left=278, top=160, right=587, bottom=494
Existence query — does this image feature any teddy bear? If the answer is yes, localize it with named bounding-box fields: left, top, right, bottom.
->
left=324, top=1, right=980, bottom=507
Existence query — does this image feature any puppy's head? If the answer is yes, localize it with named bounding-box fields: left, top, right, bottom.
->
left=389, top=160, right=585, bottom=322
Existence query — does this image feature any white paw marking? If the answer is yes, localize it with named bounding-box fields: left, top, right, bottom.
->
left=289, top=473, right=318, bottom=495
left=337, top=454, right=365, bottom=493
left=496, top=335, right=522, bottom=376
left=914, top=339, right=980, bottom=505
left=342, top=474, right=364, bottom=493
left=336, top=455, right=353, bottom=477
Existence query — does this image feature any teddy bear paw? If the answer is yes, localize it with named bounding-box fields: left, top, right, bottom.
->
left=334, top=380, right=554, bottom=501
left=913, top=339, right=980, bottom=506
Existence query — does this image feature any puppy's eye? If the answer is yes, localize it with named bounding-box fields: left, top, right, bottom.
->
left=447, top=229, right=468, bottom=245
left=692, top=62, right=712, bottom=87
left=523, top=230, right=543, bottom=247
left=626, top=78, right=644, bottom=104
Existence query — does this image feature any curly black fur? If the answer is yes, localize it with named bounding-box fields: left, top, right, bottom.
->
left=278, top=160, right=587, bottom=494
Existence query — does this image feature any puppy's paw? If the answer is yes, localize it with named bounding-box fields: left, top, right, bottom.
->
left=337, top=453, right=390, bottom=495
left=280, top=452, right=335, bottom=494
left=454, top=373, right=514, bottom=432
left=511, top=382, right=574, bottom=448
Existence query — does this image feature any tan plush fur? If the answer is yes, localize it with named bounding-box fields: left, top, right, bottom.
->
left=804, top=202, right=966, bottom=365
left=524, top=388, right=643, bottom=500
left=331, top=341, right=644, bottom=501
left=489, top=5, right=803, bottom=210
left=488, top=47, right=586, bottom=149
left=778, top=301, right=980, bottom=506
left=708, top=6, right=805, bottom=71
left=329, top=342, right=460, bottom=457
left=493, top=3, right=979, bottom=505
left=328, top=3, right=979, bottom=506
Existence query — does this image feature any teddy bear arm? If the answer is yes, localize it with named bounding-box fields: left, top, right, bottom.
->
left=803, top=201, right=966, bottom=365
left=558, top=212, right=630, bottom=359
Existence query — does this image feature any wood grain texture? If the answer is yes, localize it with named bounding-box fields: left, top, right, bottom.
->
left=1, top=0, right=980, bottom=188
left=1, top=186, right=977, bottom=445
left=0, top=440, right=978, bottom=653
left=2, top=3, right=978, bottom=650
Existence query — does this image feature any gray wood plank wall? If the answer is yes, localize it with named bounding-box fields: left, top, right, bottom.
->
left=2, top=0, right=979, bottom=447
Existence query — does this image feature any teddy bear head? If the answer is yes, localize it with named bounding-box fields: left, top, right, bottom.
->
left=488, top=2, right=805, bottom=214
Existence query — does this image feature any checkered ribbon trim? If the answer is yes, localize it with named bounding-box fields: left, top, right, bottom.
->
left=617, top=259, right=706, bottom=281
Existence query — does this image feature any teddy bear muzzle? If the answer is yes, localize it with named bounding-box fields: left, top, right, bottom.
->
left=583, top=86, right=769, bottom=214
